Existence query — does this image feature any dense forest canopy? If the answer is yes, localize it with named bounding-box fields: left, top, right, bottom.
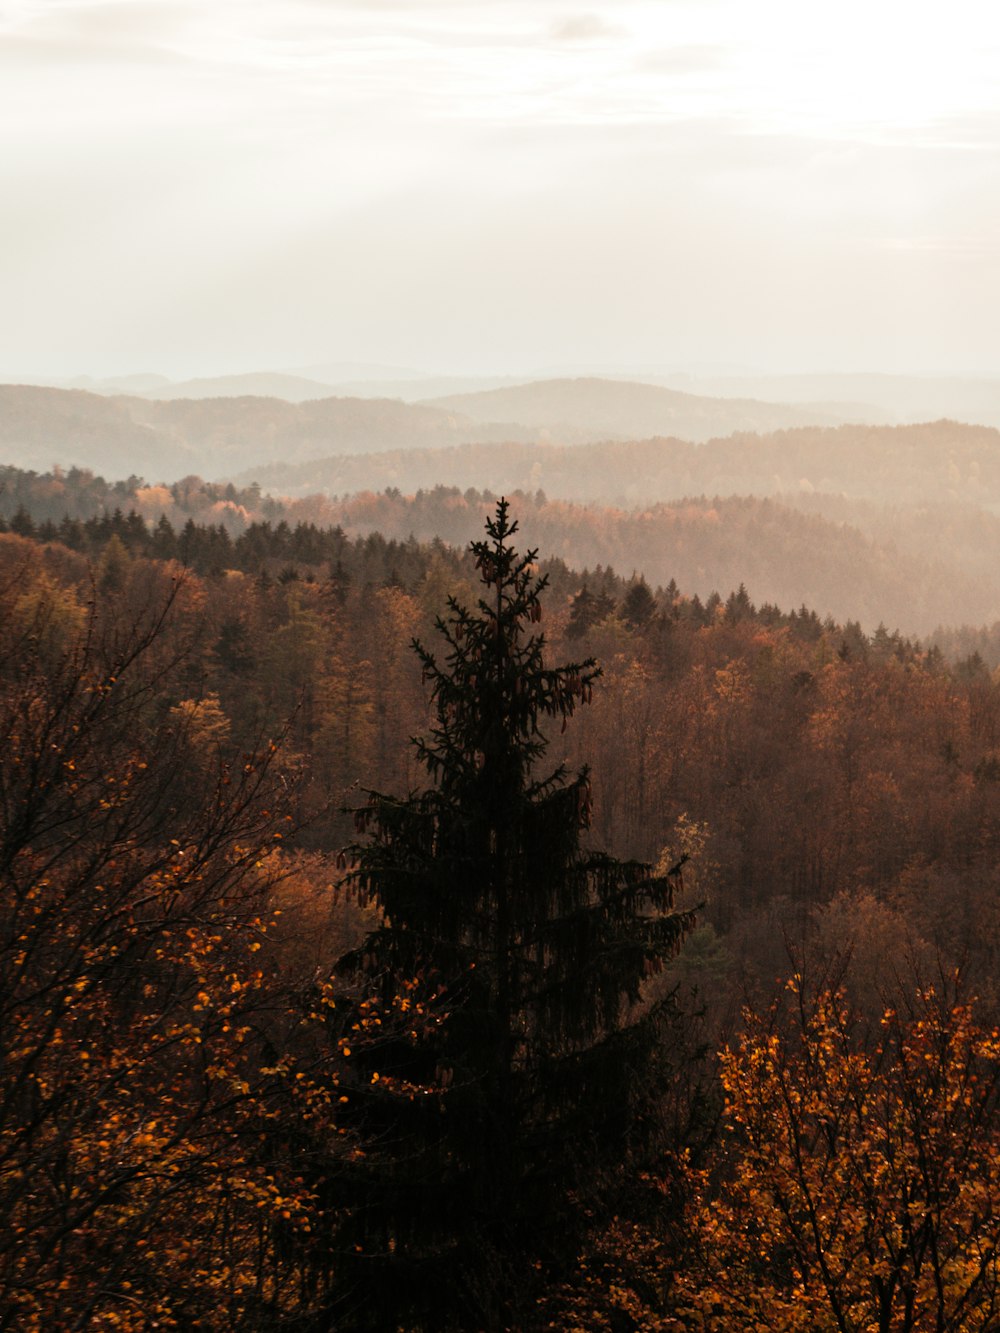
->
left=8, top=461, right=1000, bottom=639
left=230, top=420, right=1000, bottom=506
left=5, top=485, right=1000, bottom=1325
left=2, top=500, right=1000, bottom=984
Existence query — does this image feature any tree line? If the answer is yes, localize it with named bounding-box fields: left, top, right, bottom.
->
left=9, top=462, right=1000, bottom=636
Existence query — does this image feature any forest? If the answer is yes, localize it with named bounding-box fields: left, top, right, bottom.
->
left=11, top=447, right=1000, bottom=638
left=9, top=0, right=1000, bottom=1322
left=4, top=483, right=1000, bottom=1330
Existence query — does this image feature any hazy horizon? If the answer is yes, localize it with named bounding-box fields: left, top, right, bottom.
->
left=3, top=1, right=998, bottom=383
left=7, top=362, right=1000, bottom=393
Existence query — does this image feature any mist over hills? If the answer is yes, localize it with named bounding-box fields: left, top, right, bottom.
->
left=0, top=380, right=867, bottom=481
left=7, top=375, right=1000, bottom=635
left=137, top=373, right=342, bottom=403
left=66, top=373, right=172, bottom=395
left=3, top=458, right=997, bottom=636
left=656, top=372, right=1000, bottom=430
left=420, top=377, right=890, bottom=439
left=0, top=387, right=192, bottom=480
left=12, top=366, right=1000, bottom=430
left=238, top=420, right=1000, bottom=510
left=228, top=417, right=1000, bottom=635
left=139, top=371, right=530, bottom=405
left=282, top=487, right=1000, bottom=637
left=0, top=385, right=518, bottom=479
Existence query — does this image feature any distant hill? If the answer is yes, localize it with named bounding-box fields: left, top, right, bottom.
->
left=0, top=386, right=195, bottom=479
left=238, top=419, right=1000, bottom=509
left=5, top=454, right=1000, bottom=633
left=140, top=372, right=340, bottom=402
left=288, top=360, right=429, bottom=383
left=127, top=394, right=524, bottom=468
left=3, top=457, right=996, bottom=633
left=0, top=385, right=524, bottom=479
left=0, top=379, right=884, bottom=480
left=421, top=377, right=885, bottom=440
left=69, top=372, right=173, bottom=395
left=655, top=371, right=1000, bottom=429
left=2, top=373, right=172, bottom=396
left=312, top=375, right=527, bottom=402
left=14, top=367, right=999, bottom=427
left=309, top=487, right=1000, bottom=635
left=140, top=371, right=530, bottom=404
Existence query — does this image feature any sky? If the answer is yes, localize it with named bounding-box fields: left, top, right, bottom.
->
left=2, top=0, right=999, bottom=380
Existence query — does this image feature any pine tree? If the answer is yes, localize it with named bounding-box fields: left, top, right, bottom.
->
left=621, top=576, right=657, bottom=629
left=336, top=500, right=696, bottom=1329
left=566, top=583, right=616, bottom=639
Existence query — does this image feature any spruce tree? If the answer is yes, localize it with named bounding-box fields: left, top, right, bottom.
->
left=566, top=583, right=617, bottom=639
left=621, top=576, right=658, bottom=630
left=336, top=500, right=696, bottom=1329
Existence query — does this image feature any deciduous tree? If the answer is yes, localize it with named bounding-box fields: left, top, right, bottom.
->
left=680, top=977, right=1000, bottom=1332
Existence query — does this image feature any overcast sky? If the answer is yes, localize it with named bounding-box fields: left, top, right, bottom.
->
left=2, top=0, right=998, bottom=380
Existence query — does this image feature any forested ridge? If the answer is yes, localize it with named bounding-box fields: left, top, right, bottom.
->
left=0, top=379, right=864, bottom=482
left=241, top=418, right=1000, bottom=507
left=6, top=494, right=1000, bottom=1327
left=7, top=462, right=1000, bottom=637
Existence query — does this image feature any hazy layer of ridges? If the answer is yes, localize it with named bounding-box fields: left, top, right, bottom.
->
left=0, top=385, right=193, bottom=478
left=139, top=372, right=341, bottom=402
left=12, top=369, right=1000, bottom=431
left=5, top=451, right=1000, bottom=635
left=0, top=384, right=516, bottom=478
left=421, top=376, right=875, bottom=439
left=0, top=379, right=869, bottom=480
left=239, top=419, right=1000, bottom=510
left=657, top=372, right=1000, bottom=428
left=317, top=487, right=1000, bottom=636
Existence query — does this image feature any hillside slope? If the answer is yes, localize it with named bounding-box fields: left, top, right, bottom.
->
left=423, top=376, right=875, bottom=441
left=311, top=487, right=999, bottom=635
left=656, top=371, right=1000, bottom=428
left=0, top=380, right=890, bottom=480
left=139, top=372, right=339, bottom=402
left=0, top=385, right=520, bottom=478
left=238, top=419, right=1000, bottom=509
left=2, top=458, right=998, bottom=635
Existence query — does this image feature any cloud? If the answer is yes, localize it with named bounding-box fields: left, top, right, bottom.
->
left=0, top=32, right=191, bottom=70
left=5, top=1, right=195, bottom=44
left=0, top=1, right=205, bottom=72
left=549, top=13, right=623, bottom=43
left=875, top=236, right=987, bottom=256
left=636, top=44, right=729, bottom=76
left=918, top=110, right=1000, bottom=150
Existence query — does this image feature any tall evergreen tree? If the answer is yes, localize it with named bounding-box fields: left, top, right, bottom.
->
left=621, top=576, right=658, bottom=630
left=336, top=501, right=696, bottom=1329
left=566, top=583, right=616, bottom=639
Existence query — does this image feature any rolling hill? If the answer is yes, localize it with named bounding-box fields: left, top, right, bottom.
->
left=0, top=385, right=520, bottom=478
left=654, top=372, right=1000, bottom=429
left=0, top=380, right=881, bottom=480
left=235, top=419, right=1000, bottom=509
left=421, top=377, right=880, bottom=441
left=0, top=386, right=194, bottom=479
left=304, top=487, right=1000, bottom=636
left=138, top=372, right=341, bottom=402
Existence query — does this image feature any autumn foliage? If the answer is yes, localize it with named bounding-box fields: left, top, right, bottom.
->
left=671, top=977, right=1000, bottom=1332
left=0, top=556, right=354, bottom=1328
left=6, top=499, right=1000, bottom=1326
